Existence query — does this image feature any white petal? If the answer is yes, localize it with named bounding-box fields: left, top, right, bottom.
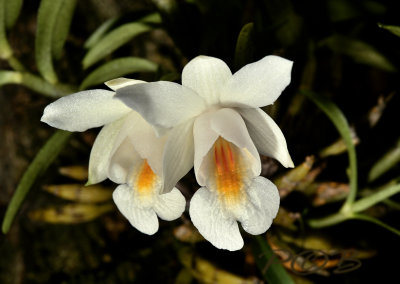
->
left=182, top=56, right=232, bottom=105
left=41, top=89, right=131, bottom=132
left=115, top=81, right=206, bottom=133
left=105, top=77, right=146, bottom=91
left=236, top=176, right=280, bottom=235
left=87, top=115, right=127, bottom=185
left=108, top=138, right=141, bottom=184
left=113, top=184, right=159, bottom=235
left=189, top=187, right=244, bottom=251
left=220, top=55, right=293, bottom=108
left=154, top=188, right=186, bottom=221
left=238, top=108, right=294, bottom=168
left=193, top=108, right=261, bottom=186
left=161, top=118, right=195, bottom=194
left=119, top=111, right=167, bottom=176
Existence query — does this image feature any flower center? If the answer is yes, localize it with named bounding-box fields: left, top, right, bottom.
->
left=213, top=137, right=244, bottom=204
left=135, top=159, right=158, bottom=196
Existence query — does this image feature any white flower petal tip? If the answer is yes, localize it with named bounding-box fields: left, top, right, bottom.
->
left=41, top=89, right=131, bottom=132
left=112, top=184, right=159, bottom=235
left=182, top=56, right=232, bottom=105
left=221, top=55, right=293, bottom=108
left=155, top=188, right=186, bottom=221
left=238, top=108, right=294, bottom=168
left=189, top=187, right=244, bottom=251
left=105, top=78, right=146, bottom=91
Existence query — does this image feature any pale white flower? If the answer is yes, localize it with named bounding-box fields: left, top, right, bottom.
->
left=115, top=55, right=294, bottom=250
left=40, top=78, right=186, bottom=235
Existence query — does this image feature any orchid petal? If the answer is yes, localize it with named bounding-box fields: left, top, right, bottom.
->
left=113, top=184, right=159, bottom=235
left=182, top=56, right=232, bottom=105
left=193, top=108, right=261, bottom=186
left=105, top=77, right=145, bottom=91
left=238, top=108, right=294, bottom=168
left=41, top=89, right=131, bottom=132
left=118, top=111, right=167, bottom=176
left=115, top=81, right=206, bottom=133
left=154, top=188, right=186, bottom=221
left=236, top=176, right=280, bottom=235
left=161, top=118, right=196, bottom=194
left=220, top=55, right=293, bottom=108
left=87, top=115, right=127, bottom=185
left=189, top=187, right=244, bottom=251
left=108, top=138, right=141, bottom=184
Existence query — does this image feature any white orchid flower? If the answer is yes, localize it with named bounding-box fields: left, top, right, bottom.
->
left=40, top=78, right=186, bottom=235
left=115, top=55, right=294, bottom=250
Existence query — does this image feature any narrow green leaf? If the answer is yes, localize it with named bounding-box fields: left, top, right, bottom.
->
left=368, top=138, right=400, bottom=182
left=139, top=12, right=162, bottom=24
left=253, top=236, right=294, bottom=284
left=0, top=70, right=75, bottom=97
left=352, top=183, right=400, bottom=213
left=352, top=213, right=400, bottom=236
left=84, top=17, right=118, bottom=49
left=82, top=22, right=151, bottom=69
left=2, top=130, right=72, bottom=234
left=5, top=0, right=23, bottom=29
left=378, top=23, right=400, bottom=37
left=52, top=0, right=77, bottom=59
left=35, top=0, right=63, bottom=83
left=234, top=22, right=254, bottom=71
left=80, top=57, right=157, bottom=90
left=0, top=0, right=12, bottom=59
left=302, top=91, right=358, bottom=210
left=321, top=35, right=397, bottom=72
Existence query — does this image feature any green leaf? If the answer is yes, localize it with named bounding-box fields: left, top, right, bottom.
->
left=302, top=91, right=358, bottom=210
left=84, top=17, right=118, bottom=49
left=51, top=0, right=77, bottom=59
left=80, top=57, right=157, bottom=90
left=352, top=213, right=400, bottom=236
left=2, top=130, right=72, bottom=234
left=82, top=22, right=151, bottom=69
left=253, top=236, right=294, bottom=284
left=321, top=35, right=397, bottom=72
left=35, top=0, right=64, bottom=83
left=139, top=12, right=162, bottom=24
left=378, top=23, right=400, bottom=37
left=234, top=22, right=254, bottom=71
left=0, top=0, right=12, bottom=59
left=0, top=70, right=75, bottom=97
left=368, top=138, right=400, bottom=182
left=352, top=183, right=400, bottom=213
left=5, top=0, right=23, bottom=29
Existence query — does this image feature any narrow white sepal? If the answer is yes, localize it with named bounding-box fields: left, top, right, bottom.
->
left=238, top=107, right=294, bottom=168
left=87, top=115, right=127, bottom=185
left=113, top=184, right=159, bottom=235
left=161, top=119, right=195, bottom=194
left=115, top=81, right=207, bottom=132
left=41, top=89, right=131, bottom=132
left=221, top=55, right=293, bottom=108
left=189, top=187, right=244, bottom=251
left=105, top=77, right=145, bottom=91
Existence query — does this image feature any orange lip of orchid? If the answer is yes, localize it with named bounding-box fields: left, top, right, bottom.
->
left=213, top=137, right=243, bottom=204
left=135, top=159, right=158, bottom=195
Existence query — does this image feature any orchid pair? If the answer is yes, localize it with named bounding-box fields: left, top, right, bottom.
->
left=41, top=55, right=293, bottom=251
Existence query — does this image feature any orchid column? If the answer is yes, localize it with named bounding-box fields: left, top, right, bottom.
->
left=116, top=55, right=294, bottom=250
